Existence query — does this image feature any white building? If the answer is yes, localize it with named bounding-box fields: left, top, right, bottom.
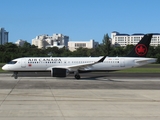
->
left=68, top=39, right=99, bottom=51
left=111, top=31, right=160, bottom=47
left=15, top=39, right=26, bottom=46
left=0, top=28, right=8, bottom=45
left=32, top=34, right=69, bottom=49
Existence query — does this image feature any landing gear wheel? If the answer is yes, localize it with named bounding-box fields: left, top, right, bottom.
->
left=13, top=72, right=18, bottom=79
left=14, top=75, right=18, bottom=79
left=75, top=74, right=81, bottom=79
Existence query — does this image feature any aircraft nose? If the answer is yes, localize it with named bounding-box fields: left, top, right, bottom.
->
left=2, top=65, right=9, bottom=71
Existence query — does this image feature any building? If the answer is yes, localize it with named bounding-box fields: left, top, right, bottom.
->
left=15, top=39, right=26, bottom=47
left=111, top=31, right=160, bottom=47
left=32, top=34, right=69, bottom=49
left=0, top=28, right=9, bottom=45
left=68, top=39, right=99, bottom=51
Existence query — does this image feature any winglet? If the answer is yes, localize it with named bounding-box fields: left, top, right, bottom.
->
left=97, top=55, right=107, bottom=62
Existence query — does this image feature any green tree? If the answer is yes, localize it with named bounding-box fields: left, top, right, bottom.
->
left=72, top=47, right=89, bottom=57
left=110, top=46, right=124, bottom=57
left=22, top=41, right=31, bottom=48
left=101, top=33, right=111, bottom=56
left=155, top=53, right=160, bottom=63
left=147, top=46, right=156, bottom=58
left=124, top=45, right=134, bottom=56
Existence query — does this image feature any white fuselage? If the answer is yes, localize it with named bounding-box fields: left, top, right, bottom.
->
left=2, top=57, right=157, bottom=72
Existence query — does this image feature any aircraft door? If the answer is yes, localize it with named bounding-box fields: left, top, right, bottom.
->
left=21, top=59, right=26, bottom=68
left=120, top=58, right=125, bottom=67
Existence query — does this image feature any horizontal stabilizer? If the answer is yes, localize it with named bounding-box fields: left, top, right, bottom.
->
left=135, top=58, right=157, bottom=64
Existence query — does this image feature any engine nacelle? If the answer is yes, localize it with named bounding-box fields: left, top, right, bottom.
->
left=51, top=68, right=67, bottom=77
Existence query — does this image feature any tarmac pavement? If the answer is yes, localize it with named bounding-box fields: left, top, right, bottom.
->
left=0, top=73, right=159, bottom=120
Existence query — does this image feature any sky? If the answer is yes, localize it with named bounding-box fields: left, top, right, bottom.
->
left=0, top=0, right=160, bottom=44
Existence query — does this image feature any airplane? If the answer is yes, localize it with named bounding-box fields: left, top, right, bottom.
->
left=2, top=34, right=157, bottom=79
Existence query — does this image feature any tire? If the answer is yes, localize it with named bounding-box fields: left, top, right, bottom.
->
left=75, top=74, right=81, bottom=79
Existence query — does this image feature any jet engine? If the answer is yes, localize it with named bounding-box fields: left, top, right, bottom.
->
left=51, top=68, right=68, bottom=77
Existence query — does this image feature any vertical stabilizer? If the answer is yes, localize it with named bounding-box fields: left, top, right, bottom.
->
left=126, top=34, right=152, bottom=57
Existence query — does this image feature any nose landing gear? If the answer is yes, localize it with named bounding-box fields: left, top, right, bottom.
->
left=13, top=72, right=18, bottom=79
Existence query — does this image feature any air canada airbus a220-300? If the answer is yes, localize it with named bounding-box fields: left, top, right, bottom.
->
left=2, top=34, right=157, bottom=79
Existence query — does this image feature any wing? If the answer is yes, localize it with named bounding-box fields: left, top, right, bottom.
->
left=46, top=56, right=107, bottom=71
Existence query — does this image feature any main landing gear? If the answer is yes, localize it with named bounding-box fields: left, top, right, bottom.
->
left=74, top=71, right=81, bottom=79
left=13, top=72, right=18, bottom=79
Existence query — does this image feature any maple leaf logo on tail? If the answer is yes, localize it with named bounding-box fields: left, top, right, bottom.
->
left=135, top=44, right=147, bottom=56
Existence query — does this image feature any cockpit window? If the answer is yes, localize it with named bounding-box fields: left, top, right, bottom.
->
left=7, top=61, right=17, bottom=64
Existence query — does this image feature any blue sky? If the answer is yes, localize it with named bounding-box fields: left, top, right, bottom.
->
left=0, top=0, right=160, bottom=43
